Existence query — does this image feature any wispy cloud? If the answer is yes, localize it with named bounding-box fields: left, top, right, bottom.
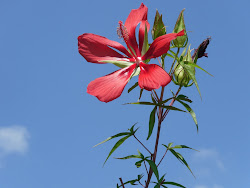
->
left=193, top=148, right=225, bottom=171
left=194, top=184, right=224, bottom=188
left=0, top=125, right=30, bottom=156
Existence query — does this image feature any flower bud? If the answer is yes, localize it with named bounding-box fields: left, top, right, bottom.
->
left=192, top=37, right=211, bottom=61
left=174, top=46, right=195, bottom=87
left=172, top=9, right=188, bottom=47
left=174, top=64, right=191, bottom=86
left=151, top=10, right=166, bottom=40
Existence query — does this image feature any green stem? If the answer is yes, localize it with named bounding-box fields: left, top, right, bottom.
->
left=169, top=47, right=180, bottom=75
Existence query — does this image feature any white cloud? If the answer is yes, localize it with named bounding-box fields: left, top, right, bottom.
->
left=0, top=126, right=29, bottom=155
left=193, top=149, right=225, bottom=171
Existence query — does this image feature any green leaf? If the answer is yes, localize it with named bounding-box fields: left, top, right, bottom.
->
left=160, top=105, right=186, bottom=112
left=176, top=94, right=192, bottom=103
left=129, top=123, right=139, bottom=134
left=126, top=102, right=186, bottom=113
left=176, top=100, right=198, bottom=132
left=179, top=60, right=201, bottom=98
left=115, top=154, right=141, bottom=160
left=154, top=184, right=160, bottom=188
left=103, top=135, right=132, bottom=165
left=147, top=106, right=157, bottom=140
left=151, top=94, right=157, bottom=103
left=128, top=82, right=138, bottom=93
left=171, top=145, right=198, bottom=151
left=166, top=53, right=175, bottom=59
left=161, top=97, right=174, bottom=104
left=146, top=159, right=159, bottom=180
left=162, top=182, right=186, bottom=188
left=93, top=132, right=130, bottom=147
left=162, top=142, right=173, bottom=149
left=125, top=101, right=155, bottom=106
left=169, top=149, right=195, bottom=177
left=99, top=60, right=133, bottom=68
left=138, top=89, right=144, bottom=101
left=183, top=61, right=213, bottom=77
left=135, top=159, right=143, bottom=168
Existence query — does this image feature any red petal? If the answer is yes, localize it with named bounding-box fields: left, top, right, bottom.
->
left=138, top=62, right=171, bottom=91
left=78, top=33, right=132, bottom=64
left=124, top=3, right=148, bottom=56
left=139, top=20, right=150, bottom=53
left=142, top=30, right=185, bottom=60
left=87, top=64, right=137, bottom=102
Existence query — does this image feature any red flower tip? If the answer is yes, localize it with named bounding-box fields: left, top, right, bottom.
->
left=139, top=3, right=145, bottom=8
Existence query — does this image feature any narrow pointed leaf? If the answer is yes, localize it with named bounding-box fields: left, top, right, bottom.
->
left=176, top=100, right=198, bottom=132
left=162, top=142, right=173, bottom=149
left=146, top=159, right=159, bottom=180
left=138, top=89, right=144, bottom=101
left=162, top=181, right=186, bottom=188
left=184, top=61, right=213, bottom=76
left=115, top=154, right=141, bottom=160
left=126, top=102, right=186, bottom=112
left=166, top=53, right=175, bottom=59
left=94, top=132, right=130, bottom=147
left=161, top=97, right=174, bottom=104
left=171, top=145, right=198, bottom=151
left=128, top=82, right=139, bottom=93
left=147, top=106, right=157, bottom=140
left=154, top=184, right=160, bottom=188
left=169, top=149, right=195, bottom=177
left=176, top=94, right=192, bottom=103
left=103, top=135, right=131, bottom=165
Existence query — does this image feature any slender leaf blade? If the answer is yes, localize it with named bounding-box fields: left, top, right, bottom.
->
left=93, top=132, right=130, bottom=147
left=171, top=145, right=198, bottom=151
left=128, top=82, right=139, bottom=93
left=169, top=149, right=195, bottom=177
left=162, top=181, right=186, bottom=188
left=146, top=159, right=159, bottom=180
left=184, top=61, right=213, bottom=76
left=103, top=135, right=131, bottom=165
left=176, top=94, right=192, bottom=103
left=115, top=154, right=141, bottom=160
left=177, top=100, right=198, bottom=132
left=147, top=106, right=157, bottom=140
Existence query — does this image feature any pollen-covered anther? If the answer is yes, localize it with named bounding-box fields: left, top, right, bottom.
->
left=117, top=21, right=129, bottom=44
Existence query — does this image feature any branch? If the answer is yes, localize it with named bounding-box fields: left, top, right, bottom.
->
left=133, top=135, right=152, bottom=155
left=119, top=178, right=125, bottom=188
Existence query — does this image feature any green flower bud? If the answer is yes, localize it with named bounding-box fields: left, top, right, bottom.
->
left=174, top=63, right=192, bottom=86
left=172, top=9, right=188, bottom=47
left=151, top=10, right=166, bottom=40
left=174, top=46, right=195, bottom=87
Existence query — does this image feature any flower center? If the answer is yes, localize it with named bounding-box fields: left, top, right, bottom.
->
left=135, top=57, right=142, bottom=66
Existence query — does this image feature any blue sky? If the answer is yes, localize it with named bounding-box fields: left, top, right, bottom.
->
left=0, top=0, right=249, bottom=188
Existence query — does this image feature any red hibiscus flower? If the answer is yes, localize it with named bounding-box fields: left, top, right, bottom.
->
left=78, top=3, right=184, bottom=102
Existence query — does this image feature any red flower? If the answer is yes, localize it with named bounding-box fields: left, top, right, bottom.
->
left=78, top=3, right=184, bottom=102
